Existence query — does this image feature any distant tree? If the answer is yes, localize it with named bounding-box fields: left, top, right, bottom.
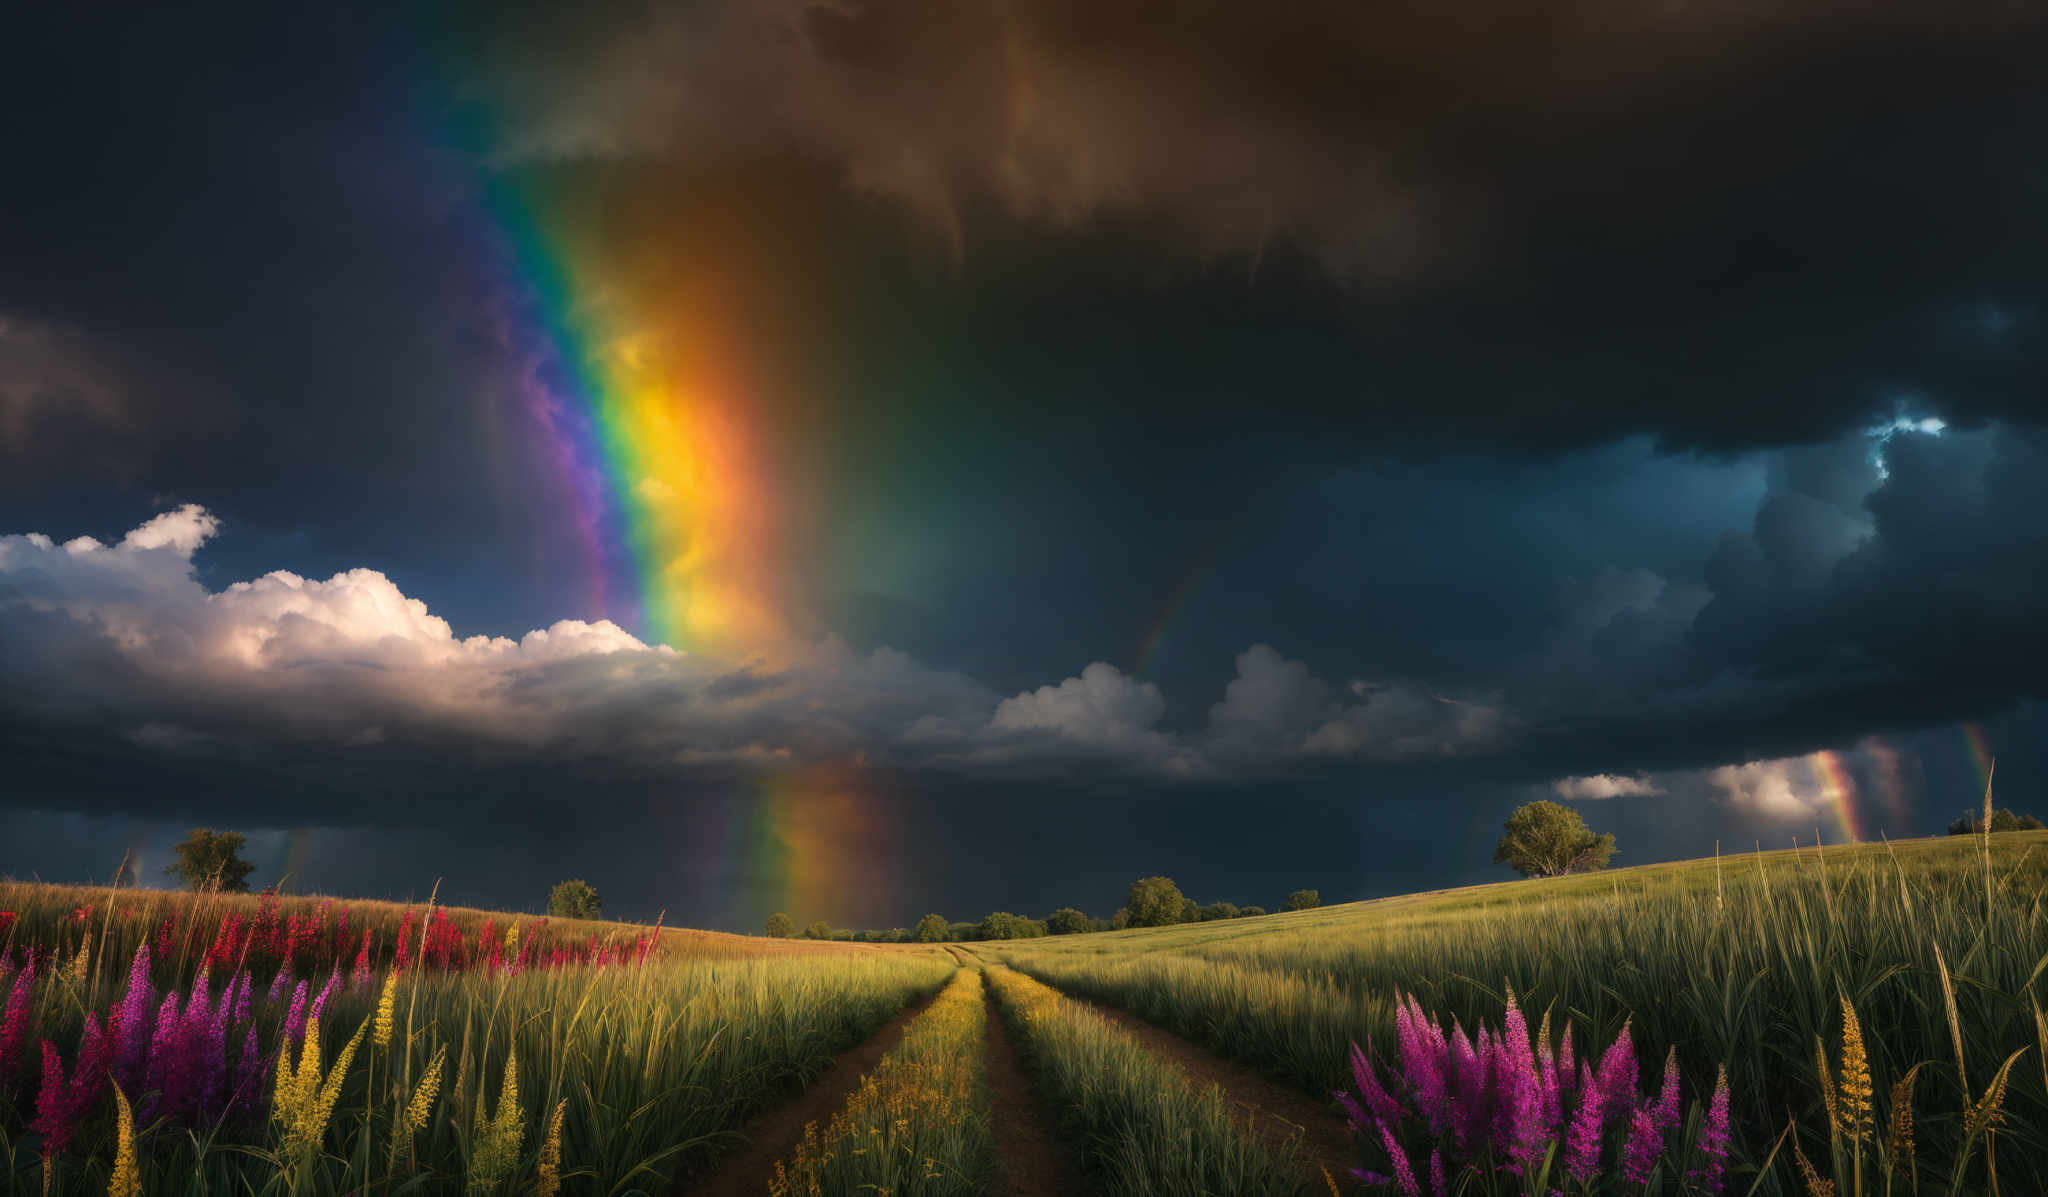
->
left=1110, top=908, right=1132, bottom=930
left=1494, top=801, right=1617, bottom=878
left=1948, top=809, right=2046, bottom=834
left=1283, top=889, right=1321, bottom=912
left=948, top=922, right=985, bottom=941
left=1238, top=906, right=1267, bottom=918
left=1197, top=901, right=1240, bottom=922
left=1045, top=907, right=1092, bottom=935
left=1180, top=897, right=1200, bottom=924
left=915, top=913, right=951, bottom=942
left=164, top=828, right=256, bottom=893
left=805, top=920, right=833, bottom=940
left=765, top=912, right=795, bottom=938
left=1125, top=877, right=1187, bottom=927
left=547, top=879, right=604, bottom=920
left=980, top=911, right=1046, bottom=940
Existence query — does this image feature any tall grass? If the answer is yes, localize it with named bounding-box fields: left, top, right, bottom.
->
left=0, top=885, right=953, bottom=1195
left=984, top=964, right=1312, bottom=1197
left=769, top=966, right=995, bottom=1197
left=992, top=834, right=2048, bottom=1194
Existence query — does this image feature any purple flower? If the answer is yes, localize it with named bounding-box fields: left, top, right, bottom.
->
left=308, top=969, right=340, bottom=1027
left=1396, top=994, right=1451, bottom=1134
left=1619, top=1103, right=1662, bottom=1182
left=0, top=961, right=36, bottom=1095
left=230, top=1021, right=265, bottom=1120
left=1335, top=1088, right=1370, bottom=1131
left=266, top=969, right=289, bottom=1005
left=1494, top=994, right=1543, bottom=1171
left=1351, top=1040, right=1406, bottom=1129
left=32, top=1014, right=110, bottom=1159
left=1593, top=1021, right=1638, bottom=1126
left=1379, top=1122, right=1421, bottom=1197
left=113, top=944, right=153, bottom=1094
left=281, top=980, right=309, bottom=1045
left=1652, top=1047, right=1682, bottom=1135
left=1563, top=1064, right=1609, bottom=1182
left=235, top=970, right=253, bottom=1025
left=1428, top=1149, right=1447, bottom=1197
left=1687, top=1065, right=1732, bottom=1196
left=141, top=989, right=182, bottom=1112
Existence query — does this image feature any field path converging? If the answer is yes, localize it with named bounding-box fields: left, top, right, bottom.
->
left=1063, top=989, right=1355, bottom=1184
left=980, top=972, right=1096, bottom=1197
left=681, top=983, right=947, bottom=1197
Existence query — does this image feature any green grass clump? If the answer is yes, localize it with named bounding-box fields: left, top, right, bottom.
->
left=984, top=964, right=1312, bottom=1197
left=769, top=966, right=996, bottom=1197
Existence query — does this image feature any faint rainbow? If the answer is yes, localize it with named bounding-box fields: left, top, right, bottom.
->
left=1810, top=750, right=1863, bottom=843
left=1861, top=736, right=1912, bottom=825
left=1131, top=523, right=1244, bottom=676
left=1962, top=722, right=1996, bottom=801
left=745, top=767, right=892, bottom=928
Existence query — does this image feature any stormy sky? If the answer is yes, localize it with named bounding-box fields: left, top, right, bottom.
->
left=3, top=1, right=2044, bottom=930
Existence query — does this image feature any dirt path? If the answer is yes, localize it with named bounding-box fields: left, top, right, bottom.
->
left=680, top=986, right=944, bottom=1197
left=980, top=973, right=1096, bottom=1197
left=1062, top=991, right=1356, bottom=1185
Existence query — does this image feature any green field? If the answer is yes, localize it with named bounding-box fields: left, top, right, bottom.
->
left=4, top=831, right=2044, bottom=1194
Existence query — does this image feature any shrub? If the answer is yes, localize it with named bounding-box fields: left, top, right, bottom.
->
left=1282, top=889, right=1320, bottom=912
left=1948, top=808, right=2046, bottom=834
left=765, top=912, right=795, bottom=938
left=1125, top=877, right=1186, bottom=927
left=164, top=828, right=256, bottom=893
left=1197, top=902, right=1240, bottom=922
left=980, top=911, right=1045, bottom=940
left=1238, top=906, right=1267, bottom=918
left=1045, top=907, right=1092, bottom=935
left=1493, top=801, right=1616, bottom=877
left=914, top=913, right=950, bottom=942
left=546, top=879, right=603, bottom=920
left=805, top=921, right=833, bottom=940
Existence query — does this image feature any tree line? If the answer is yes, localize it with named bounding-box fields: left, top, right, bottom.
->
left=761, top=876, right=1326, bottom=942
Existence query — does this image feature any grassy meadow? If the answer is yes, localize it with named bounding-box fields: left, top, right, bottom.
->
left=3, top=831, right=2044, bottom=1194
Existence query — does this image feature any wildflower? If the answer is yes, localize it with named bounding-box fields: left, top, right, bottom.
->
left=1962, top=1058, right=2012, bottom=1140
left=281, top=980, right=309, bottom=1044
left=272, top=1013, right=370, bottom=1164
left=1836, top=998, right=1873, bottom=1142
left=110, top=945, right=153, bottom=1092
left=1795, top=1140, right=1837, bottom=1197
left=0, top=961, right=36, bottom=1091
left=307, top=970, right=340, bottom=1027
left=1350, top=1040, right=1405, bottom=1129
left=1377, top=1121, right=1421, bottom=1197
left=1688, top=1065, right=1732, bottom=1196
left=536, top=1098, right=566, bottom=1197
left=68, top=933, right=91, bottom=987
left=373, top=970, right=398, bottom=1049
left=349, top=930, right=372, bottom=991
left=1563, top=1063, right=1609, bottom=1183
left=266, top=969, right=288, bottom=1005
left=33, top=1014, right=111, bottom=1162
left=1592, top=1020, right=1637, bottom=1125
left=406, top=1043, right=447, bottom=1134
left=109, top=1083, right=142, bottom=1197
left=466, top=1049, right=524, bottom=1193
left=1619, top=1102, right=1661, bottom=1182
left=233, top=970, right=252, bottom=1025
left=230, top=1021, right=265, bottom=1117
left=1883, top=1064, right=1919, bottom=1175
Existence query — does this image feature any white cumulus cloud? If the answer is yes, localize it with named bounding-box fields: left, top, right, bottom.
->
left=1552, top=773, right=1663, bottom=800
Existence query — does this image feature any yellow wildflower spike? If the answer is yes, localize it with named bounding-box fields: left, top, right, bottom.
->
left=1837, top=997, right=1873, bottom=1141
left=373, top=971, right=398, bottom=1049
left=1883, top=1063, right=1920, bottom=1173
left=1814, top=1036, right=1839, bottom=1132
left=406, top=1044, right=447, bottom=1134
left=108, top=1083, right=142, bottom=1197
left=1795, top=1141, right=1838, bottom=1197
left=535, top=1099, right=566, bottom=1197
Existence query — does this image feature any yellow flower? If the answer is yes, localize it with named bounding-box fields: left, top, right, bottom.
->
left=1883, top=1064, right=1919, bottom=1172
left=1836, top=998, right=1873, bottom=1142
left=273, top=1014, right=370, bottom=1164
left=535, top=1099, right=566, bottom=1197
left=406, top=1044, right=447, bottom=1134
left=466, top=1049, right=524, bottom=1193
left=373, top=971, right=399, bottom=1049
left=108, top=1083, right=142, bottom=1197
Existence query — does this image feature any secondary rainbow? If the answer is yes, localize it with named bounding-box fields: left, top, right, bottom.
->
left=1809, top=749, right=1864, bottom=843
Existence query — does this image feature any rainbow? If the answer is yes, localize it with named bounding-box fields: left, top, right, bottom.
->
left=732, top=768, right=894, bottom=928
left=1962, top=722, right=1996, bottom=803
left=477, top=173, right=785, bottom=657
left=1809, top=749, right=1863, bottom=843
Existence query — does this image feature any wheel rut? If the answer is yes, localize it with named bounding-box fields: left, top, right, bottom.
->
left=678, top=984, right=943, bottom=1197
left=1059, top=989, right=1356, bottom=1186
left=979, top=972, right=1096, bottom=1197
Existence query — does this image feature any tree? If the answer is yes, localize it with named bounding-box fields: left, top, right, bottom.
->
left=164, top=828, right=256, bottom=893
left=980, top=911, right=1045, bottom=940
left=1283, top=889, right=1321, bottom=912
left=1197, top=901, right=1240, bottom=921
left=765, top=912, right=795, bottom=938
left=1110, top=908, right=1132, bottom=930
left=1238, top=905, right=1267, bottom=918
left=1045, top=907, right=1092, bottom=935
left=1494, top=801, right=1617, bottom=878
left=547, top=879, right=604, bottom=920
left=914, top=913, right=950, bottom=942
left=1948, top=808, right=2046, bottom=834
left=805, top=921, right=833, bottom=940
left=1124, top=876, right=1187, bottom=927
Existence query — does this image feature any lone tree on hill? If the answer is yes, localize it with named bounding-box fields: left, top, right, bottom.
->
left=1948, top=808, right=2045, bottom=834
left=765, top=912, right=795, bottom=938
left=914, top=913, right=950, bottom=942
left=1283, top=889, right=1321, bottom=911
left=547, top=879, right=603, bottom=920
left=805, top=920, right=833, bottom=940
left=1495, top=801, right=1617, bottom=877
left=1124, top=876, right=1187, bottom=927
left=165, top=828, right=256, bottom=893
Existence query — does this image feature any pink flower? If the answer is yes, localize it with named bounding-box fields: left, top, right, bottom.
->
left=0, top=961, right=36, bottom=1095
left=1688, top=1065, right=1732, bottom=1196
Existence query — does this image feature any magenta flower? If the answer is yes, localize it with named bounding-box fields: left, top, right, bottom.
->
left=1379, top=1122, right=1421, bottom=1197
left=266, top=968, right=289, bottom=1005
left=1688, top=1065, right=1732, bottom=1196
left=0, top=961, right=35, bottom=1095
left=31, top=1014, right=110, bottom=1159
left=1351, top=1040, right=1406, bottom=1129
left=112, top=944, right=153, bottom=1094
left=1428, top=1149, right=1447, bottom=1197
left=1563, top=1064, right=1609, bottom=1182
left=281, top=979, right=309, bottom=1045
left=234, top=970, right=253, bottom=1025
left=308, top=969, right=340, bottom=1027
